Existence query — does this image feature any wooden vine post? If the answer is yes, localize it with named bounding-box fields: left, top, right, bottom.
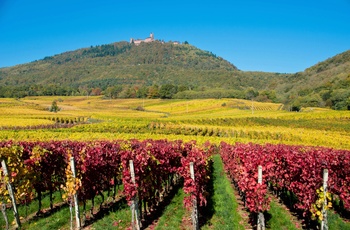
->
left=1, top=159, right=21, bottom=229
left=321, top=169, right=329, bottom=230
left=70, top=157, right=81, bottom=230
left=190, top=162, right=199, bottom=230
left=257, top=165, right=265, bottom=230
left=129, top=160, right=141, bottom=230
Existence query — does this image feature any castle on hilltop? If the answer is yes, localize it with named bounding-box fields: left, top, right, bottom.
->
left=130, top=33, right=155, bottom=45
left=130, top=33, right=181, bottom=45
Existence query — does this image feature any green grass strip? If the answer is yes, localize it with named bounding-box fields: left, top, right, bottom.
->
left=155, top=188, right=186, bottom=230
left=328, top=210, right=350, bottom=230
left=1, top=191, right=67, bottom=230
left=202, top=154, right=244, bottom=230
left=266, top=199, right=301, bottom=230
left=23, top=205, right=71, bottom=230
left=89, top=199, right=131, bottom=230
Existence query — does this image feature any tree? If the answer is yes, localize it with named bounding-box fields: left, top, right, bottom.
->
left=147, top=85, right=160, bottom=99
left=119, top=86, right=136, bottom=98
left=245, top=87, right=259, bottom=100
left=49, top=100, right=60, bottom=113
left=330, top=89, right=350, bottom=110
left=104, top=86, right=123, bottom=99
left=261, top=90, right=277, bottom=102
left=136, top=86, right=149, bottom=98
left=291, top=98, right=301, bottom=111
left=177, top=85, right=188, bottom=93
left=300, top=94, right=322, bottom=107
left=159, top=84, right=177, bottom=99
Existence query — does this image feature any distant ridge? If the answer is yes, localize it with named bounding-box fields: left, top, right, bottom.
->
left=275, top=49, right=350, bottom=110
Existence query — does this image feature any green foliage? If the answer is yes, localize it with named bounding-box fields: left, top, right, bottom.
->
left=330, top=89, right=350, bottom=110
left=0, top=41, right=284, bottom=100
left=290, top=98, right=301, bottom=111
left=255, top=90, right=277, bottom=102
left=279, top=50, right=350, bottom=110
left=49, top=100, right=60, bottom=112
left=104, top=85, right=123, bottom=99
left=299, top=93, right=323, bottom=107
left=159, top=84, right=177, bottom=99
left=244, top=87, right=259, bottom=100
left=147, top=85, right=160, bottom=98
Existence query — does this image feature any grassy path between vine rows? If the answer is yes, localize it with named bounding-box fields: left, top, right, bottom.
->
left=201, top=154, right=245, bottom=230
left=212, top=153, right=304, bottom=230
left=151, top=154, right=245, bottom=229
left=153, top=188, right=187, bottom=229
left=266, top=198, right=302, bottom=230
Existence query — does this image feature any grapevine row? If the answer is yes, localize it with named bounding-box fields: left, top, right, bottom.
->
left=219, top=142, right=350, bottom=220
left=0, top=139, right=212, bottom=227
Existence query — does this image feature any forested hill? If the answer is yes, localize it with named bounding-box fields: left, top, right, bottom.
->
left=0, top=41, right=287, bottom=99
left=0, top=40, right=349, bottom=110
left=0, top=41, right=237, bottom=89
left=275, top=50, right=350, bottom=110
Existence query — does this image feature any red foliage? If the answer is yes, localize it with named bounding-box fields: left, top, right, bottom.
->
left=219, top=142, right=350, bottom=215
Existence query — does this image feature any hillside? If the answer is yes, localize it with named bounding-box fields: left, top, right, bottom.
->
left=276, top=50, right=350, bottom=110
left=0, top=41, right=287, bottom=100
left=0, top=40, right=349, bottom=110
left=0, top=41, right=236, bottom=87
left=0, top=41, right=236, bottom=85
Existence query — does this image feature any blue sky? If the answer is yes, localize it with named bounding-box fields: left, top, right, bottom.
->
left=0, top=0, right=349, bottom=73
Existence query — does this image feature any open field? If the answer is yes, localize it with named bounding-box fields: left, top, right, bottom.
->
left=1, top=96, right=350, bottom=149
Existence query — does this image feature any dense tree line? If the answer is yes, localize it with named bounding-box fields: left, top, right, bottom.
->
left=0, top=83, right=278, bottom=103
left=0, top=79, right=348, bottom=110
left=282, top=73, right=350, bottom=111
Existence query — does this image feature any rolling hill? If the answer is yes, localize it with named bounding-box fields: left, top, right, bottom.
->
left=275, top=50, right=350, bottom=110
left=0, top=41, right=288, bottom=98
left=0, top=39, right=349, bottom=110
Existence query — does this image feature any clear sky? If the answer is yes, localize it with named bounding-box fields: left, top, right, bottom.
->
left=0, top=0, right=349, bottom=73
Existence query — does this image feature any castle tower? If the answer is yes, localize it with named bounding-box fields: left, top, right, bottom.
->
left=150, top=33, right=154, bottom=41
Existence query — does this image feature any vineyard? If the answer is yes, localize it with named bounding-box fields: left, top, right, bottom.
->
left=220, top=143, right=350, bottom=224
left=0, top=139, right=212, bottom=229
left=1, top=96, right=350, bottom=229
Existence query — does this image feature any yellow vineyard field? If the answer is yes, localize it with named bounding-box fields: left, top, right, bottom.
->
left=0, top=96, right=350, bottom=149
